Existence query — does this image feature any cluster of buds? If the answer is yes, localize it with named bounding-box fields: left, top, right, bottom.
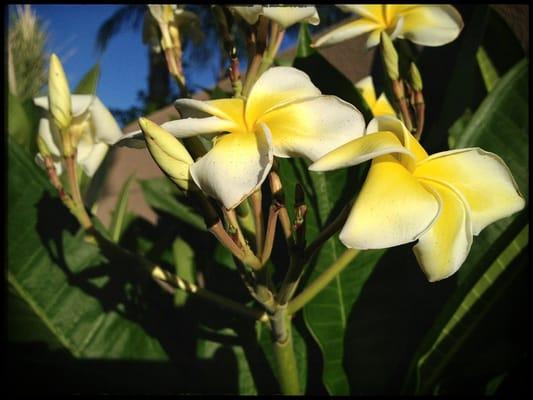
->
left=380, top=32, right=426, bottom=139
left=147, top=5, right=199, bottom=94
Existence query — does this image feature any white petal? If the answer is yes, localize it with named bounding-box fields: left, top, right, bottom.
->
left=78, top=142, right=109, bottom=177
left=38, top=118, right=61, bottom=157
left=88, top=97, right=122, bottom=144
left=414, top=180, right=473, bottom=282
left=397, top=5, right=463, bottom=47
left=230, top=5, right=263, bottom=25
left=245, top=66, right=321, bottom=128
left=258, top=95, right=365, bottom=161
left=309, top=131, right=413, bottom=171
left=413, top=148, right=526, bottom=235
left=190, top=124, right=274, bottom=210
left=262, top=6, right=319, bottom=28
left=313, top=18, right=379, bottom=48
left=339, top=154, right=440, bottom=249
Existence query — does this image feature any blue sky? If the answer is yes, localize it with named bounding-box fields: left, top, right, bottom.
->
left=30, top=5, right=150, bottom=113
left=12, top=5, right=341, bottom=123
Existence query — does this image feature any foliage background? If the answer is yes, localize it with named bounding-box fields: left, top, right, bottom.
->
left=6, top=4, right=529, bottom=395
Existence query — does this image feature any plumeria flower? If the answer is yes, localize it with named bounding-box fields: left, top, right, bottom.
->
left=119, top=66, right=365, bottom=209
left=310, top=116, right=525, bottom=282
left=230, top=5, right=320, bottom=29
left=355, top=76, right=395, bottom=117
left=313, top=5, right=463, bottom=49
left=34, top=94, right=122, bottom=176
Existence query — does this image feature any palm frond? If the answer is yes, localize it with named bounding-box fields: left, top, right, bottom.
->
left=95, top=5, right=145, bottom=53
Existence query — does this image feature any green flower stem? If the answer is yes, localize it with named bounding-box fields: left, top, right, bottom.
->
left=270, top=308, right=301, bottom=394
left=288, top=249, right=360, bottom=315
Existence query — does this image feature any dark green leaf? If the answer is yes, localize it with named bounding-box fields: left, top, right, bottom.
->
left=139, top=177, right=205, bottom=231
left=109, top=173, right=136, bottom=242
left=8, top=90, right=38, bottom=155
left=8, top=139, right=169, bottom=360
left=74, top=63, right=100, bottom=95
left=476, top=46, right=499, bottom=92
left=277, top=157, right=385, bottom=394
left=405, top=224, right=528, bottom=394
left=172, top=237, right=195, bottom=307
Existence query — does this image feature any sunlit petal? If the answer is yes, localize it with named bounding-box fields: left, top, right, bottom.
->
left=309, top=131, right=412, bottom=171
left=78, top=142, right=109, bottom=177
left=190, top=123, right=273, bottom=209
left=373, top=93, right=396, bottom=116
left=397, top=5, right=463, bottom=46
left=88, top=97, right=123, bottom=144
left=366, top=115, right=428, bottom=168
left=414, top=180, right=473, bottom=282
left=355, top=76, right=377, bottom=109
left=230, top=5, right=263, bottom=25
left=37, top=118, right=61, bottom=157
left=262, top=6, right=319, bottom=28
left=339, top=154, right=439, bottom=249
left=414, top=148, right=526, bottom=235
left=313, top=18, right=379, bottom=48
left=258, top=95, right=365, bottom=161
left=175, top=98, right=244, bottom=121
left=245, top=67, right=321, bottom=128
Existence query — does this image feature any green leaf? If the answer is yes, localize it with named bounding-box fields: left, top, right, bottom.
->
left=8, top=90, right=38, bottom=155
left=447, top=109, right=473, bottom=149
left=402, top=58, right=529, bottom=395
left=453, top=59, right=529, bottom=284
left=476, top=46, right=499, bottom=92
left=74, top=63, right=100, bottom=95
left=8, top=139, right=169, bottom=360
left=139, top=177, right=205, bottom=231
left=293, top=24, right=373, bottom=123
left=172, top=237, right=195, bottom=307
left=277, top=157, right=385, bottom=394
left=109, top=173, right=136, bottom=242
left=406, top=224, right=528, bottom=394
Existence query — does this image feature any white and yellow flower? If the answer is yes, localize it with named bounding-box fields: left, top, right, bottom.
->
left=230, top=5, right=320, bottom=29
left=119, top=66, right=365, bottom=209
left=314, top=5, right=463, bottom=49
left=355, top=76, right=396, bottom=117
left=310, top=116, right=525, bottom=282
left=34, top=94, right=122, bottom=176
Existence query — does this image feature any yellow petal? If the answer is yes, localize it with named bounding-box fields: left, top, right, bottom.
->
left=413, top=148, right=526, bottom=235
left=366, top=115, right=428, bottom=168
left=245, top=67, right=321, bottom=128
left=312, top=18, right=379, bottom=48
left=373, top=93, right=396, bottom=117
left=190, top=123, right=273, bottom=209
left=309, top=131, right=412, bottom=172
left=414, top=180, right=473, bottom=282
left=397, top=5, right=463, bottom=46
left=339, top=154, right=440, bottom=249
left=355, top=76, right=377, bottom=109
left=258, top=95, right=365, bottom=161
left=175, top=98, right=244, bottom=121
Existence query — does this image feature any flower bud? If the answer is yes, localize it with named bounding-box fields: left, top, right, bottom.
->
left=409, top=62, right=423, bottom=91
left=138, top=117, right=196, bottom=191
left=380, top=32, right=399, bottom=81
left=37, top=133, right=52, bottom=158
left=48, top=54, right=72, bottom=131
